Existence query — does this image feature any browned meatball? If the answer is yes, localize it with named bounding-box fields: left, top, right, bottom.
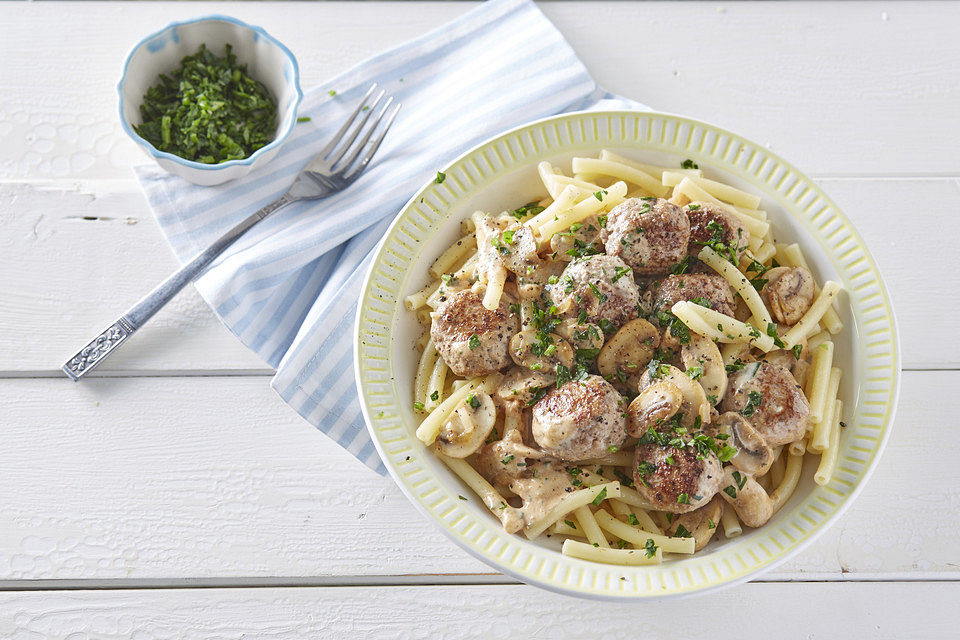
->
left=531, top=375, right=627, bottom=461
left=602, top=197, right=690, bottom=275
left=550, top=255, right=639, bottom=328
left=431, top=289, right=519, bottom=377
left=685, top=201, right=749, bottom=257
left=720, top=361, right=810, bottom=447
left=649, top=273, right=736, bottom=318
left=634, top=443, right=723, bottom=514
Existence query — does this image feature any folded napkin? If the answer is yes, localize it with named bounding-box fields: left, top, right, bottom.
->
left=135, top=0, right=646, bottom=475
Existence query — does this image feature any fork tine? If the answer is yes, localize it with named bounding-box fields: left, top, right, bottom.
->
left=337, top=96, right=394, bottom=174
left=328, top=89, right=386, bottom=168
left=344, top=102, right=401, bottom=180
left=317, top=84, right=378, bottom=159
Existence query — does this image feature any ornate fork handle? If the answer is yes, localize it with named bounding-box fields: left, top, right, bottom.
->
left=62, top=193, right=295, bottom=380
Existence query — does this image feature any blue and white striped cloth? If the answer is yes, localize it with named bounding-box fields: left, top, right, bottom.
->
left=135, top=0, right=645, bottom=475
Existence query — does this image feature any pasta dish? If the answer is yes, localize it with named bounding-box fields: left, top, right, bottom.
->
left=407, top=151, right=844, bottom=565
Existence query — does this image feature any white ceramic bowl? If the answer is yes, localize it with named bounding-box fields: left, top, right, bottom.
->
left=355, top=110, right=900, bottom=600
left=118, top=15, right=302, bottom=186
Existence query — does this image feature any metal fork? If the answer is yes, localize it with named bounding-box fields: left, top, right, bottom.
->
left=62, top=84, right=400, bottom=380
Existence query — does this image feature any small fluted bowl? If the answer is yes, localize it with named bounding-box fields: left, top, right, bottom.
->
left=118, top=15, right=302, bottom=186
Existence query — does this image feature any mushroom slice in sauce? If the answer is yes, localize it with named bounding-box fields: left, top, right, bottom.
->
left=665, top=495, right=723, bottom=551
left=434, top=392, right=497, bottom=458
left=715, top=411, right=774, bottom=476
left=597, top=318, right=660, bottom=390
left=761, top=266, right=815, bottom=325
left=680, top=333, right=728, bottom=404
left=626, top=381, right=683, bottom=438
left=637, top=364, right=711, bottom=428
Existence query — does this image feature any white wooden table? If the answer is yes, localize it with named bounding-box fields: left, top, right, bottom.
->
left=2, top=1, right=958, bottom=636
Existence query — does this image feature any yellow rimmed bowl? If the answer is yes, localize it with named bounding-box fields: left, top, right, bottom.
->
left=355, top=111, right=900, bottom=600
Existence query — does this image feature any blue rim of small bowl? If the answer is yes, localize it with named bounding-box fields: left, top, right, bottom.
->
left=117, top=14, right=303, bottom=172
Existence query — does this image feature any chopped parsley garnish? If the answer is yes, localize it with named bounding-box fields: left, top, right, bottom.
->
left=670, top=257, right=690, bottom=275
left=733, top=470, right=748, bottom=490
left=627, top=514, right=640, bottom=526
left=468, top=334, right=481, bottom=350
left=792, top=343, right=803, bottom=359
left=587, top=282, right=608, bottom=302
left=134, top=44, right=277, bottom=164
left=430, top=390, right=439, bottom=402
left=614, top=469, right=634, bottom=488
left=611, top=266, right=632, bottom=283
left=435, top=171, right=446, bottom=184
left=500, top=454, right=514, bottom=465
left=686, top=203, right=701, bottom=211
left=598, top=318, right=617, bottom=334
left=673, top=523, right=692, bottom=538
left=686, top=366, right=704, bottom=380
left=723, top=485, right=738, bottom=499
left=328, top=90, right=337, bottom=97
left=676, top=493, right=691, bottom=505
left=745, top=258, right=772, bottom=291
left=707, top=518, right=716, bottom=529
left=509, top=202, right=544, bottom=220
left=696, top=219, right=740, bottom=265
left=725, top=358, right=746, bottom=373
left=413, top=401, right=425, bottom=411
left=636, top=461, right=658, bottom=483
left=718, top=443, right=739, bottom=462
left=593, top=190, right=607, bottom=201
left=766, top=323, right=786, bottom=349
left=296, top=116, right=311, bottom=123
left=592, top=487, right=608, bottom=506
left=681, top=159, right=699, bottom=170
left=458, top=495, right=468, bottom=501
left=565, top=238, right=602, bottom=259
left=467, top=394, right=481, bottom=410
left=740, top=390, right=763, bottom=417
left=644, top=538, right=658, bottom=558
left=564, top=519, right=577, bottom=529
left=597, top=214, right=608, bottom=228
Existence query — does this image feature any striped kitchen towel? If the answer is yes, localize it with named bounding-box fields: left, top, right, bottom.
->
left=135, top=0, right=645, bottom=475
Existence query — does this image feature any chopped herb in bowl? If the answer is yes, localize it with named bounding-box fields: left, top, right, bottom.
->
left=134, top=44, right=277, bottom=164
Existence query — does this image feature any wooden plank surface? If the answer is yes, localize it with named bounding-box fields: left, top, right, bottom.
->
left=0, top=583, right=957, bottom=638
left=1, top=2, right=959, bottom=181
left=0, top=370, right=952, bottom=584
left=0, top=0, right=958, bottom=626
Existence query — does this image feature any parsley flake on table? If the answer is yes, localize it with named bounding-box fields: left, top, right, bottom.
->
left=135, top=44, right=277, bottom=164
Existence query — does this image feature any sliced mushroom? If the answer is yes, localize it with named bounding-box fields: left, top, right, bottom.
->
left=761, top=266, right=815, bottom=325
left=666, top=495, right=723, bottom=551
left=638, top=364, right=711, bottom=427
left=716, top=412, right=774, bottom=476
left=495, top=367, right=555, bottom=405
left=509, top=330, right=574, bottom=372
left=597, top=318, right=660, bottom=389
left=626, top=381, right=683, bottom=437
left=435, top=393, right=497, bottom=458
left=718, top=465, right=774, bottom=528
left=681, top=333, right=728, bottom=405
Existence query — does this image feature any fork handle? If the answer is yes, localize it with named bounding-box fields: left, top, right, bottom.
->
left=62, top=194, right=293, bottom=380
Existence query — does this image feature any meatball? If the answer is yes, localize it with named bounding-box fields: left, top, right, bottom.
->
left=720, top=361, right=810, bottom=447
left=634, top=443, right=723, bottom=514
left=550, top=255, right=639, bottom=328
left=602, top=197, right=690, bottom=275
left=649, top=273, right=736, bottom=318
left=685, top=202, right=750, bottom=257
left=531, top=375, right=627, bottom=461
left=431, top=289, right=519, bottom=377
